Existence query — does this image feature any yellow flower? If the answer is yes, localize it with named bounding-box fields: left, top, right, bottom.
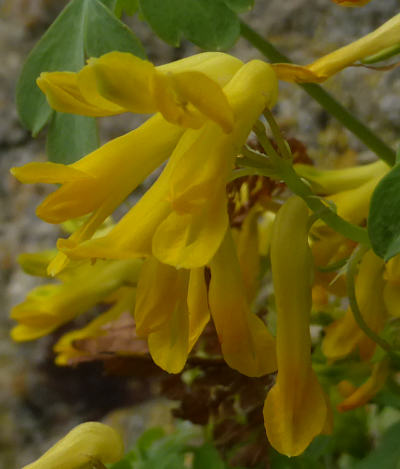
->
left=295, top=160, right=388, bottom=196
left=22, top=422, right=123, bottom=469
left=11, top=259, right=141, bottom=341
left=264, top=196, right=328, bottom=457
left=54, top=286, right=137, bottom=365
left=209, top=229, right=276, bottom=377
left=38, top=51, right=242, bottom=131
left=58, top=60, right=278, bottom=269
left=337, top=360, right=389, bottom=412
left=133, top=228, right=276, bottom=377
left=134, top=256, right=209, bottom=374
left=322, top=250, right=386, bottom=361
left=11, top=52, right=243, bottom=275
left=309, top=161, right=389, bottom=297
left=232, top=205, right=262, bottom=301
left=273, top=14, right=400, bottom=82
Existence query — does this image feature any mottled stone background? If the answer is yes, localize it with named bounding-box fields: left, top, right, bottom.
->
left=0, top=0, right=399, bottom=467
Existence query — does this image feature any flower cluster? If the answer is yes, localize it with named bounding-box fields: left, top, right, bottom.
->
left=13, top=13, right=400, bottom=462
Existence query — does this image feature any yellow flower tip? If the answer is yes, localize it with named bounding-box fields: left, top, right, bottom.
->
left=10, top=324, right=53, bottom=342
left=271, top=63, right=323, bottom=84
left=263, top=371, right=328, bottom=457
left=47, top=252, right=70, bottom=277
left=10, top=162, right=90, bottom=185
left=22, top=422, right=124, bottom=469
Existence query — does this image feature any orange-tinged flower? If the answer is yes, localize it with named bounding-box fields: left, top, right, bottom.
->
left=264, top=196, right=328, bottom=457
left=337, top=360, right=389, bottom=412
left=322, top=250, right=386, bottom=361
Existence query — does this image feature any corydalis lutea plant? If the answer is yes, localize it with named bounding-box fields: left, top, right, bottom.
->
left=11, top=1, right=400, bottom=465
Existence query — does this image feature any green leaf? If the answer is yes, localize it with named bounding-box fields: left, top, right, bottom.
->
left=355, top=422, right=400, bottom=469
left=193, top=443, right=226, bottom=469
left=136, top=427, right=166, bottom=457
left=46, top=113, right=99, bottom=164
left=368, top=164, right=400, bottom=261
left=85, top=0, right=145, bottom=58
left=16, top=0, right=86, bottom=136
left=17, top=0, right=145, bottom=163
left=138, top=0, right=240, bottom=50
left=223, top=0, right=254, bottom=13
left=269, top=449, right=324, bottom=469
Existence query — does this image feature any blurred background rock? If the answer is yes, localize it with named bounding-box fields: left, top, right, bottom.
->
left=0, top=0, right=399, bottom=467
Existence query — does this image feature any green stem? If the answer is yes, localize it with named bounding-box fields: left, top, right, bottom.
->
left=240, top=21, right=396, bottom=167
left=254, top=117, right=370, bottom=245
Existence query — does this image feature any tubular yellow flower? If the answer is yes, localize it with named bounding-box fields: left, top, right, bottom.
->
left=273, top=14, right=400, bottom=82
left=53, top=286, right=137, bottom=365
left=209, top=229, right=277, bottom=377
left=37, top=52, right=243, bottom=131
left=134, top=257, right=209, bottom=373
left=11, top=259, right=142, bottom=341
left=132, top=227, right=276, bottom=377
left=233, top=205, right=262, bottom=301
left=322, top=250, right=386, bottom=361
left=12, top=52, right=243, bottom=275
left=59, top=60, right=278, bottom=269
left=22, top=422, right=123, bottom=469
left=264, top=196, right=328, bottom=457
left=295, top=160, right=388, bottom=196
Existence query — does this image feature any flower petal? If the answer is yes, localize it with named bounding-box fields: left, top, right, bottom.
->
left=152, top=186, right=229, bottom=269
left=187, top=267, right=210, bottom=350
left=209, top=230, right=277, bottom=377
left=79, top=52, right=157, bottom=113
left=263, top=369, right=328, bottom=457
left=322, top=250, right=386, bottom=361
left=37, top=71, right=124, bottom=116
left=134, top=257, right=188, bottom=336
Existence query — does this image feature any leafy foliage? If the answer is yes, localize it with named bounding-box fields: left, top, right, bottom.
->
left=16, top=0, right=144, bottom=162
left=109, top=423, right=238, bottom=469
left=368, top=162, right=400, bottom=260
left=138, top=0, right=245, bottom=50
left=354, top=422, right=400, bottom=469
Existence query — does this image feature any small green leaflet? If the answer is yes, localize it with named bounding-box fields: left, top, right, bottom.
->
left=138, top=0, right=244, bottom=50
left=46, top=113, right=99, bottom=165
left=368, top=162, right=400, bottom=261
left=16, top=0, right=145, bottom=163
